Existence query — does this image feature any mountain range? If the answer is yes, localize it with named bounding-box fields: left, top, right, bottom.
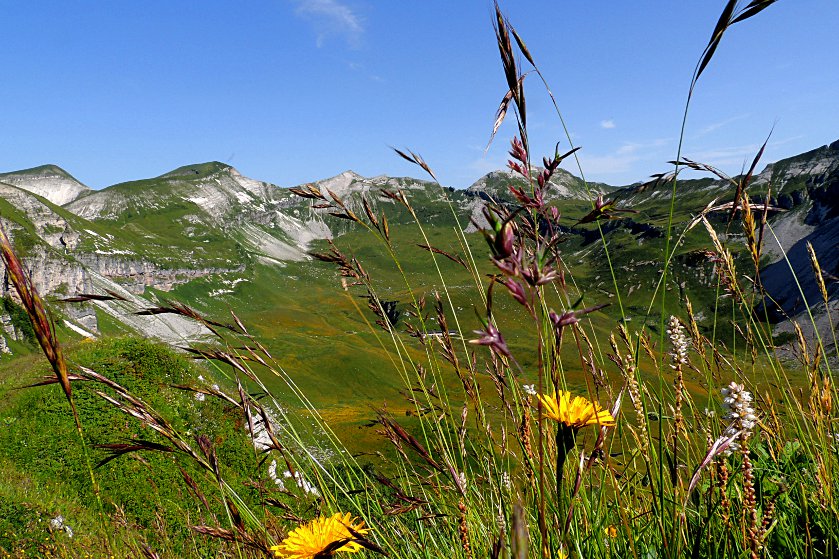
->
left=0, top=140, right=836, bottom=362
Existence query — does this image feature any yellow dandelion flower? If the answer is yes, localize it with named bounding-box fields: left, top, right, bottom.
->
left=538, top=390, right=616, bottom=430
left=271, top=512, right=369, bottom=559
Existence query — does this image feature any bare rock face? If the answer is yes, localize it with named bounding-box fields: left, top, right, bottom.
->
left=64, top=304, right=98, bottom=335
left=0, top=225, right=225, bottom=346
left=0, top=313, right=14, bottom=355
left=22, top=247, right=92, bottom=295
left=758, top=171, right=839, bottom=356
left=312, top=170, right=369, bottom=199
left=1, top=313, right=17, bottom=340
left=0, top=165, right=90, bottom=206
left=0, top=243, right=220, bottom=345
left=74, top=253, right=244, bottom=294
left=0, top=183, right=82, bottom=251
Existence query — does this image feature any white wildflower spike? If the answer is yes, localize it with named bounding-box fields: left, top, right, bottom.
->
left=496, top=503, right=506, bottom=531
left=720, top=381, right=756, bottom=456
left=457, top=471, right=467, bottom=489
left=667, top=316, right=689, bottom=367
left=500, top=471, right=512, bottom=490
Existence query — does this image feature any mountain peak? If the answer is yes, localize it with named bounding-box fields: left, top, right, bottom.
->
left=1, top=163, right=79, bottom=181
left=466, top=167, right=610, bottom=200
left=311, top=170, right=368, bottom=197
left=159, top=161, right=234, bottom=180
left=0, top=164, right=89, bottom=206
left=336, top=170, right=363, bottom=181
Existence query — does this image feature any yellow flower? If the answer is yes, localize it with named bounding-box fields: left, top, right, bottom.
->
left=271, top=512, right=369, bottom=558
left=538, top=390, right=616, bottom=429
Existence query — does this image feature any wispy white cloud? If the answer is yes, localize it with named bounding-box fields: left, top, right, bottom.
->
left=577, top=153, right=636, bottom=175
left=689, top=144, right=761, bottom=165
left=468, top=137, right=677, bottom=182
left=686, top=136, right=803, bottom=170
left=578, top=138, right=673, bottom=177
left=697, top=113, right=751, bottom=136
left=347, top=61, right=384, bottom=82
left=600, top=119, right=616, bottom=129
left=294, top=0, right=364, bottom=49
left=616, top=138, right=671, bottom=156
left=467, top=155, right=507, bottom=177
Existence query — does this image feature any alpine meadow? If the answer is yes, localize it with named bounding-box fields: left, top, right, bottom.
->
left=1, top=2, right=839, bottom=558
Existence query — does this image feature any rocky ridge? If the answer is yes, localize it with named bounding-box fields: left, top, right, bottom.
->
left=0, top=140, right=836, bottom=354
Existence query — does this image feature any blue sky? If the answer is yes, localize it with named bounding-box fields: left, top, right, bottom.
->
left=0, top=1, right=836, bottom=189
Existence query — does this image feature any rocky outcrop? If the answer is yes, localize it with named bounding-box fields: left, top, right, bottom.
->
left=0, top=244, right=92, bottom=297
left=74, top=253, right=244, bottom=294
left=0, top=220, right=231, bottom=348
left=1, top=312, right=18, bottom=353
left=0, top=183, right=83, bottom=251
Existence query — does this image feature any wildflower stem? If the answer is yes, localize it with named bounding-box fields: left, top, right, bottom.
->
left=556, top=425, right=576, bottom=532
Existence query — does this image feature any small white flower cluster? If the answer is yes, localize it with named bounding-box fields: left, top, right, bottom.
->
left=496, top=504, right=506, bottom=531
left=49, top=515, right=73, bottom=538
left=522, top=384, right=536, bottom=397
left=284, top=470, right=320, bottom=496
left=268, top=459, right=320, bottom=496
left=194, top=375, right=208, bottom=401
left=667, top=316, right=689, bottom=366
left=721, top=381, right=757, bottom=455
left=500, top=471, right=512, bottom=491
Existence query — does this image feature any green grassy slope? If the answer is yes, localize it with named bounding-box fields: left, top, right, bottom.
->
left=0, top=338, right=260, bottom=558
